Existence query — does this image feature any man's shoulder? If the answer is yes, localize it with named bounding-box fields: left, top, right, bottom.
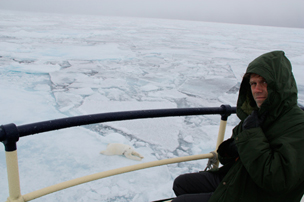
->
left=276, top=105, right=304, bottom=131
left=284, top=105, right=304, bottom=120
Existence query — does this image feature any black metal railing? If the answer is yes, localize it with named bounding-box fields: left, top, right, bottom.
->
left=1, top=105, right=304, bottom=151
left=0, top=105, right=235, bottom=151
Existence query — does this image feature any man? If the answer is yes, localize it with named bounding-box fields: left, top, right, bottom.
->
left=172, top=51, right=304, bottom=202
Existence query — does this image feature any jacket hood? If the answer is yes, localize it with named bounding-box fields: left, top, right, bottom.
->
left=236, top=51, right=298, bottom=121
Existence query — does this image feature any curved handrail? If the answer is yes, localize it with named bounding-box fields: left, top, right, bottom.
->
left=0, top=105, right=236, bottom=151
left=0, top=105, right=235, bottom=202
left=18, top=105, right=235, bottom=137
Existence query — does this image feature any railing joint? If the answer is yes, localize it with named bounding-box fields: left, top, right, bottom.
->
left=0, top=123, right=20, bottom=152
left=220, top=105, right=232, bottom=121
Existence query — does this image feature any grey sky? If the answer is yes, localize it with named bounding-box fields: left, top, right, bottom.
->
left=1, top=0, right=303, bottom=28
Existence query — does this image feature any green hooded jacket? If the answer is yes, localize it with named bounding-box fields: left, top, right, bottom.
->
left=209, top=51, right=304, bottom=202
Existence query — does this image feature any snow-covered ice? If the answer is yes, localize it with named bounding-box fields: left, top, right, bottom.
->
left=0, top=10, right=304, bottom=201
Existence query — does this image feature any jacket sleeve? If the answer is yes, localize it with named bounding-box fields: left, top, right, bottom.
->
left=235, top=122, right=304, bottom=193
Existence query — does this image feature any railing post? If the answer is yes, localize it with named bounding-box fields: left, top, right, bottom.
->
left=214, top=105, right=233, bottom=167
left=0, top=124, right=25, bottom=202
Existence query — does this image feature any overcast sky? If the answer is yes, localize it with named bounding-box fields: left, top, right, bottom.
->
left=1, top=0, right=303, bottom=28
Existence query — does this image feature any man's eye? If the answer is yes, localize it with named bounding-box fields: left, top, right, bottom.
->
left=261, top=81, right=267, bottom=86
left=249, top=82, right=256, bottom=86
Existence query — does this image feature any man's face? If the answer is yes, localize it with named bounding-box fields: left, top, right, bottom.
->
left=249, top=74, right=268, bottom=108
